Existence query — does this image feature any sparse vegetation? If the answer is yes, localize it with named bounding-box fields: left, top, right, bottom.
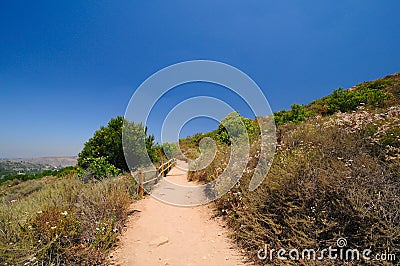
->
left=185, top=73, right=400, bottom=265
left=273, top=73, right=400, bottom=125
left=0, top=174, right=137, bottom=265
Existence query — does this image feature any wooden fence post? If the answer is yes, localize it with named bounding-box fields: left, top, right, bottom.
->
left=138, top=169, right=144, bottom=198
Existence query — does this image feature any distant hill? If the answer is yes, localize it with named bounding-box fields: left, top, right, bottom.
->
left=0, top=156, right=77, bottom=168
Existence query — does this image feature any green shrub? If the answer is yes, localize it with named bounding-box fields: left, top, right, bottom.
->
left=77, top=157, right=122, bottom=180
left=274, top=104, right=315, bottom=125
left=162, top=142, right=180, bottom=158
left=275, top=73, right=398, bottom=127
left=380, top=125, right=400, bottom=148
left=324, top=87, right=388, bottom=114
left=216, top=112, right=260, bottom=144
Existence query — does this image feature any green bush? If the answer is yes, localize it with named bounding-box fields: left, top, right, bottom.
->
left=77, top=157, right=122, bottom=180
left=216, top=112, right=260, bottom=144
left=145, top=130, right=161, bottom=165
left=274, top=104, right=315, bottom=125
left=162, top=142, right=180, bottom=158
left=324, top=87, right=388, bottom=114
left=78, top=116, right=161, bottom=172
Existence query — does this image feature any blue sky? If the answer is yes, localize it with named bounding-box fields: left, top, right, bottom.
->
left=1, top=1, right=399, bottom=158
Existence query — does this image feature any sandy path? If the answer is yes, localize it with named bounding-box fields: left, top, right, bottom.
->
left=109, top=161, right=245, bottom=266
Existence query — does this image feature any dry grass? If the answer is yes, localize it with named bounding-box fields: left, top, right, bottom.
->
left=187, top=106, right=400, bottom=265
left=0, top=174, right=137, bottom=265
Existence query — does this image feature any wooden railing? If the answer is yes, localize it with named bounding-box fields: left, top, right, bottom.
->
left=137, top=158, right=176, bottom=197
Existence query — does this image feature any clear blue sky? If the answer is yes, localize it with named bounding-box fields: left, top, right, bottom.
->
left=1, top=1, right=399, bottom=158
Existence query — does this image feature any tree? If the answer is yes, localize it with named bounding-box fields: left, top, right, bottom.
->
left=216, top=112, right=260, bottom=144
left=162, top=142, right=180, bottom=158
left=145, top=127, right=159, bottom=164
left=122, top=121, right=154, bottom=170
left=78, top=117, right=128, bottom=170
left=78, top=116, right=159, bottom=172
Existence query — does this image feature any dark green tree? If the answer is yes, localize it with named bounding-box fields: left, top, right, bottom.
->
left=145, top=127, right=158, bottom=164
left=78, top=116, right=160, bottom=172
left=78, top=116, right=128, bottom=170
left=122, top=122, right=157, bottom=170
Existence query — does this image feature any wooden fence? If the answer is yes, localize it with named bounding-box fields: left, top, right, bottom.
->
left=137, top=158, right=176, bottom=197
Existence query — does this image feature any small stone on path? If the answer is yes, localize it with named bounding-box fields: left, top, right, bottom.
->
left=149, top=236, right=169, bottom=247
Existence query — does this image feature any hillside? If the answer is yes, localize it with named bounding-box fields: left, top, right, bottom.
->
left=0, top=157, right=77, bottom=184
left=2, top=156, right=77, bottom=168
left=0, top=172, right=135, bottom=265
left=182, top=73, right=400, bottom=265
left=0, top=160, right=53, bottom=178
left=1, top=73, right=398, bottom=265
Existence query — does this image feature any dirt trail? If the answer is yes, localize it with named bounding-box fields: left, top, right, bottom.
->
left=110, top=161, right=245, bottom=266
